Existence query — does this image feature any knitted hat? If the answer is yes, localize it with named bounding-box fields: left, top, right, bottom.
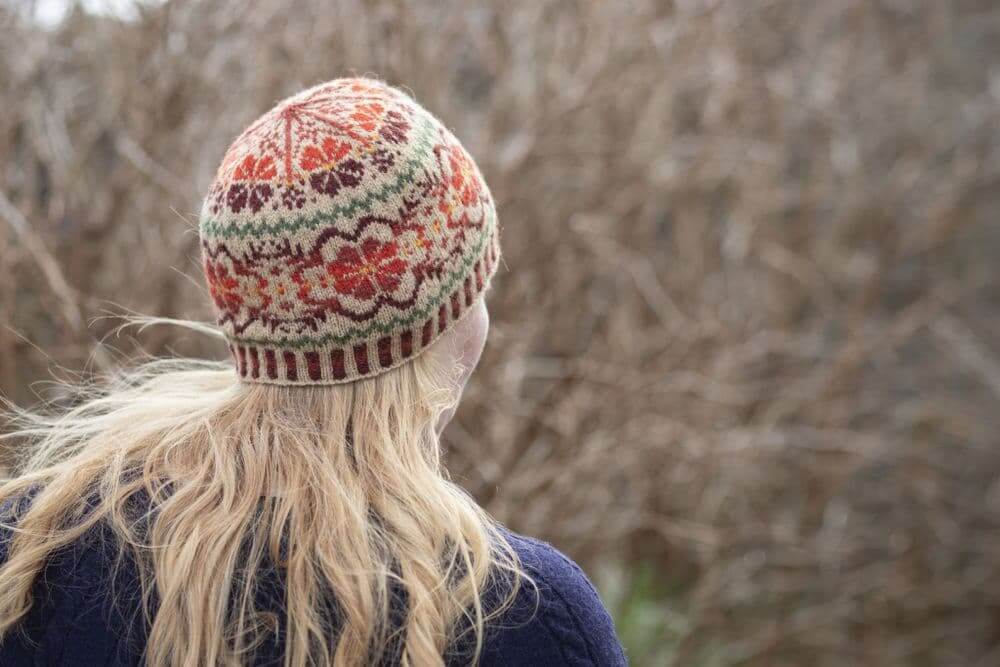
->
left=199, top=78, right=500, bottom=385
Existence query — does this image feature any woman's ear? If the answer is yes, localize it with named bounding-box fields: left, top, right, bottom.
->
left=430, top=298, right=490, bottom=435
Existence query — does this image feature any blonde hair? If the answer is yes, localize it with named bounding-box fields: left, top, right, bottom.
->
left=0, top=336, right=526, bottom=666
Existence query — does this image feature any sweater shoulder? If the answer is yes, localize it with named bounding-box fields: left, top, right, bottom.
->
left=476, top=530, right=627, bottom=667
left=0, top=498, right=145, bottom=666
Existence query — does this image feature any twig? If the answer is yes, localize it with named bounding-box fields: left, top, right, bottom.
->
left=0, top=190, right=82, bottom=331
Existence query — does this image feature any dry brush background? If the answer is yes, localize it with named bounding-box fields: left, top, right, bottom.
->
left=2, top=0, right=1000, bottom=665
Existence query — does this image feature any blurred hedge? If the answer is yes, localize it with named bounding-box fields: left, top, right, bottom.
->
left=2, top=1, right=1000, bottom=664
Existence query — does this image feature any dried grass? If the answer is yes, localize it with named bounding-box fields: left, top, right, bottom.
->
left=2, top=1, right=1000, bottom=664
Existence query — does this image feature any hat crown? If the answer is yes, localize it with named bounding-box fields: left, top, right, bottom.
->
left=199, top=78, right=500, bottom=385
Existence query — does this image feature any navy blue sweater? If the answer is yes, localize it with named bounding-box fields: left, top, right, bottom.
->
left=0, top=517, right=626, bottom=666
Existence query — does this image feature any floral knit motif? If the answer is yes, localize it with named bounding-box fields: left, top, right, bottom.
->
left=200, top=78, right=500, bottom=384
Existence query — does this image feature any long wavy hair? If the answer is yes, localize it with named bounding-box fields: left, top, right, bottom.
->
left=0, top=325, right=526, bottom=666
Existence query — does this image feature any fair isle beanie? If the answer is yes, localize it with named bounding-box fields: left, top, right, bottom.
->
left=199, top=78, right=501, bottom=385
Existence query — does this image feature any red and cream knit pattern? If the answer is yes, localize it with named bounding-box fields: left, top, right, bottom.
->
left=199, top=78, right=500, bottom=385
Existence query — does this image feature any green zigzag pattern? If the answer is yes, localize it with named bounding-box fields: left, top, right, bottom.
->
left=227, top=214, right=496, bottom=350
left=201, top=114, right=437, bottom=240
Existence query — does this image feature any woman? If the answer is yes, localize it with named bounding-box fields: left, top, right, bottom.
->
left=0, top=78, right=626, bottom=666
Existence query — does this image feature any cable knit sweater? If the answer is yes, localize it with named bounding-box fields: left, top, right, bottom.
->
left=0, top=515, right=627, bottom=666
